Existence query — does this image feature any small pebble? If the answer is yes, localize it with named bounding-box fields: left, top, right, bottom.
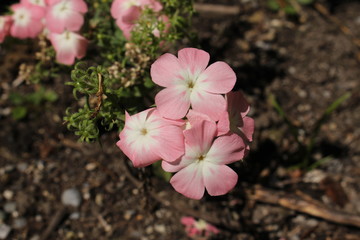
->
left=124, top=210, right=136, bottom=220
left=3, top=190, right=13, bottom=200
left=85, top=163, right=97, bottom=171
left=0, top=224, right=11, bottom=239
left=13, top=218, right=27, bottom=229
left=16, top=163, right=28, bottom=172
left=154, top=224, right=166, bottom=234
left=61, top=188, right=82, bottom=207
left=4, top=202, right=16, bottom=213
left=69, top=212, right=80, bottom=220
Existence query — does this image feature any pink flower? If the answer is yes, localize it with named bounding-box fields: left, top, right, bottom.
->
left=151, top=48, right=236, bottom=121
left=117, top=108, right=185, bottom=167
left=10, top=3, right=45, bottom=39
left=162, top=120, right=245, bottom=199
left=111, top=0, right=162, bottom=39
left=218, top=91, right=254, bottom=142
left=46, top=0, right=88, bottom=33
left=0, top=16, right=12, bottom=43
left=49, top=31, right=88, bottom=65
left=181, top=216, right=220, bottom=238
left=21, top=0, right=47, bottom=8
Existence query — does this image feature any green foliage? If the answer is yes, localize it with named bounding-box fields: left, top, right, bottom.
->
left=267, top=0, right=315, bottom=15
left=152, top=161, right=172, bottom=182
left=270, top=92, right=351, bottom=170
left=64, top=0, right=194, bottom=142
left=9, top=87, right=58, bottom=120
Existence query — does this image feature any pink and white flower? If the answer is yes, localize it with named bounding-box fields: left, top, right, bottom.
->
left=162, top=120, right=245, bottom=199
left=49, top=30, right=88, bottom=65
left=46, top=0, right=88, bottom=33
left=117, top=108, right=185, bottom=167
left=21, top=0, right=47, bottom=8
left=0, top=16, right=12, bottom=43
left=218, top=91, right=254, bottom=142
left=111, top=0, right=163, bottom=39
left=10, top=3, right=45, bottom=39
left=181, top=216, right=220, bottom=238
left=151, top=48, right=237, bottom=121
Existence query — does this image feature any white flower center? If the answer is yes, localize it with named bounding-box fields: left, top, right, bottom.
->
left=53, top=0, right=73, bottom=19
left=57, top=31, right=77, bottom=51
left=13, top=8, right=31, bottom=27
left=123, top=0, right=140, bottom=9
left=30, top=0, right=46, bottom=6
left=180, top=69, right=203, bottom=92
left=0, top=18, right=5, bottom=30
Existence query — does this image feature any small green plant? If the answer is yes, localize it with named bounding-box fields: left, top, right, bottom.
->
left=267, top=0, right=314, bottom=15
left=270, top=92, right=351, bottom=170
left=9, top=86, right=58, bottom=120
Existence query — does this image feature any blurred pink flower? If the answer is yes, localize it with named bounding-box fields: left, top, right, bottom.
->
left=218, top=91, right=255, bottom=142
left=46, top=0, right=87, bottom=33
left=0, top=16, right=12, bottom=43
left=181, top=216, right=220, bottom=239
left=110, top=0, right=162, bottom=39
left=117, top=108, right=185, bottom=167
left=49, top=30, right=88, bottom=65
left=162, top=120, right=245, bottom=199
left=21, top=0, right=47, bottom=8
left=151, top=48, right=236, bottom=121
left=10, top=3, right=45, bottom=39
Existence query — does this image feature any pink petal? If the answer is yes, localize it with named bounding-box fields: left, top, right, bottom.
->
left=74, top=34, right=88, bottom=59
left=183, top=120, right=217, bottom=155
left=153, top=125, right=185, bottom=162
left=116, top=19, right=133, bottom=39
left=170, top=163, right=205, bottom=200
left=155, top=86, right=190, bottom=120
left=186, top=110, right=213, bottom=128
left=150, top=53, right=182, bottom=87
left=207, top=133, right=245, bottom=165
left=117, top=138, right=160, bottom=167
left=199, top=61, right=236, bottom=94
left=72, top=0, right=88, bottom=13
left=56, top=49, right=76, bottom=65
left=161, top=155, right=194, bottom=172
left=190, top=90, right=227, bottom=121
left=217, top=111, right=230, bottom=136
left=46, top=11, right=66, bottom=33
left=28, top=19, right=44, bottom=38
left=110, top=0, right=122, bottom=18
left=203, top=163, right=238, bottom=196
left=241, top=116, right=254, bottom=142
left=181, top=217, right=196, bottom=226
left=10, top=25, right=28, bottom=39
left=178, top=48, right=210, bottom=74
left=121, top=5, right=141, bottom=24
left=64, top=11, right=84, bottom=32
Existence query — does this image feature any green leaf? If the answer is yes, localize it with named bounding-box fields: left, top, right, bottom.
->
left=267, top=0, right=280, bottom=11
left=12, top=106, right=27, bottom=120
left=44, top=90, right=58, bottom=102
left=297, top=0, right=314, bottom=5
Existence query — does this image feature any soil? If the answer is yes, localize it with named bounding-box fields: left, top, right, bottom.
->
left=1, top=0, right=360, bottom=240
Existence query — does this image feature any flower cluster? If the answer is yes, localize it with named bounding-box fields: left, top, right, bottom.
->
left=110, top=0, right=166, bottom=39
left=0, top=0, right=88, bottom=65
left=181, top=216, right=220, bottom=239
left=117, top=48, right=254, bottom=199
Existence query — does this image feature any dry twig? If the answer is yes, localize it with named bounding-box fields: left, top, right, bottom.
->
left=248, top=186, right=360, bottom=228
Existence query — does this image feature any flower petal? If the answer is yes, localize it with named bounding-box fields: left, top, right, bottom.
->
left=199, top=61, right=236, bottom=94
left=150, top=53, right=182, bottom=87
left=153, top=125, right=185, bottom=162
left=155, top=86, right=190, bottom=119
left=203, top=163, right=238, bottom=196
left=170, top=162, right=205, bottom=200
left=178, top=48, right=210, bottom=74
left=64, top=11, right=84, bottom=32
left=206, top=133, right=245, bottom=165
left=190, top=90, right=226, bottom=121
left=161, top=155, right=193, bottom=172
left=241, top=116, right=254, bottom=142
left=217, top=111, right=230, bottom=136
left=183, top=120, right=217, bottom=155
left=227, top=91, right=250, bottom=117
left=72, top=0, right=88, bottom=13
